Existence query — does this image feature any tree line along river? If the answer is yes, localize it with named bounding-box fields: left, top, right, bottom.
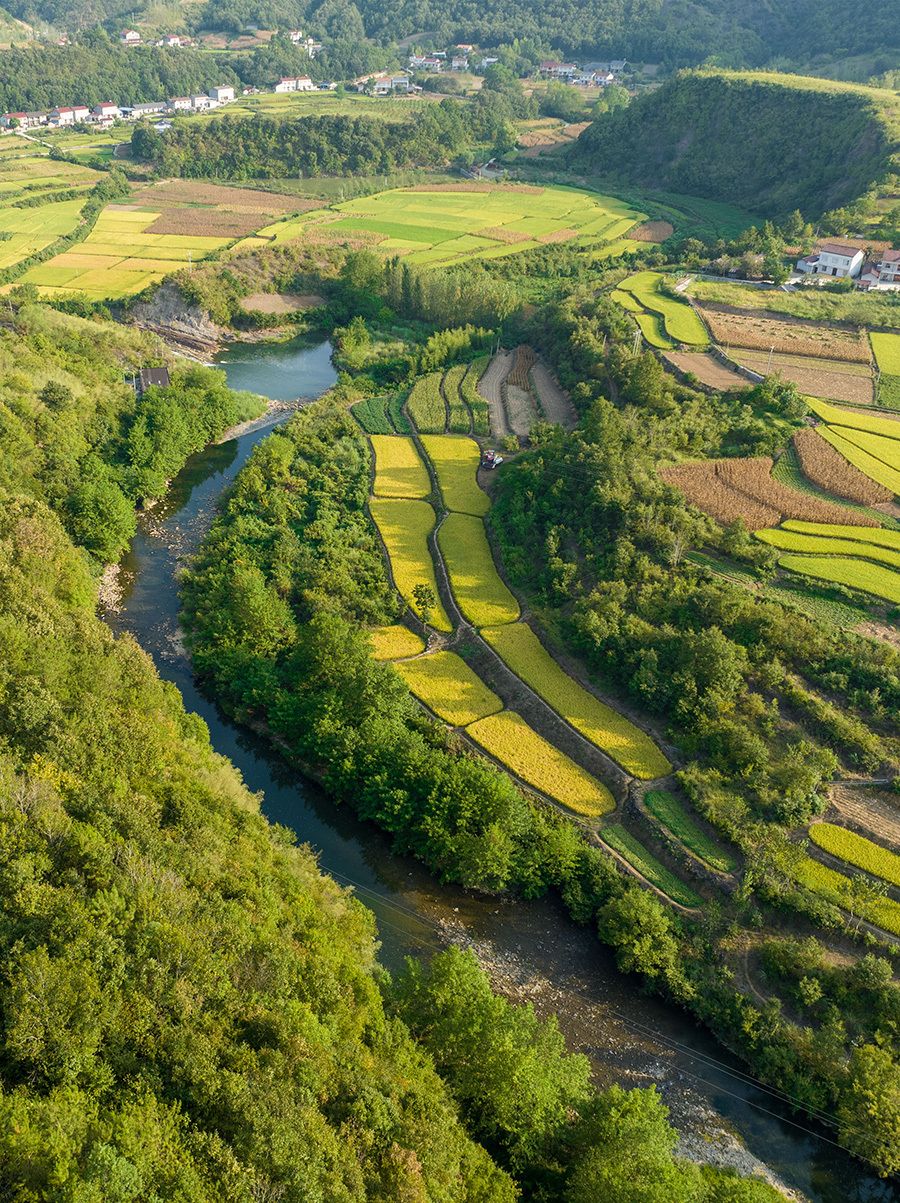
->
left=102, top=335, right=896, bottom=1203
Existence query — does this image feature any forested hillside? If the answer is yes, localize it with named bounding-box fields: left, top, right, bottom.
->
left=576, top=71, right=900, bottom=218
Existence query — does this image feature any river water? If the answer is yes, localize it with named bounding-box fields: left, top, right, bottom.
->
left=104, top=335, right=894, bottom=1203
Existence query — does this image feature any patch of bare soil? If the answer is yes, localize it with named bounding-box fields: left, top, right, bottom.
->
left=664, top=351, right=751, bottom=391
left=476, top=225, right=530, bottom=243
left=537, top=227, right=577, bottom=244
left=828, top=783, right=900, bottom=851
left=733, top=351, right=875, bottom=404
left=478, top=350, right=513, bottom=438
left=147, top=210, right=268, bottom=237
left=241, top=292, right=326, bottom=314
left=504, top=382, right=538, bottom=438
left=631, top=220, right=675, bottom=242
left=531, top=360, right=577, bottom=428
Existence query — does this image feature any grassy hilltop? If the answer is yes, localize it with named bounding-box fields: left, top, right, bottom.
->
left=575, top=70, right=900, bottom=218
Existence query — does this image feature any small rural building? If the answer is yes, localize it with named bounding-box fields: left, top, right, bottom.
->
left=92, top=103, right=120, bottom=120
left=157, top=34, right=185, bottom=47
left=355, top=72, right=411, bottom=94
left=209, top=85, right=235, bottom=103
left=539, top=60, right=578, bottom=78
left=132, top=367, right=171, bottom=396
left=120, top=29, right=141, bottom=44
left=191, top=95, right=214, bottom=110
left=451, top=56, right=469, bottom=70
left=796, top=242, right=865, bottom=279
left=1, top=111, right=46, bottom=128
left=130, top=101, right=167, bottom=118
left=875, top=249, right=900, bottom=285
left=168, top=96, right=192, bottom=111
left=275, top=76, right=316, bottom=92
left=50, top=105, right=89, bottom=125
left=455, top=43, right=474, bottom=52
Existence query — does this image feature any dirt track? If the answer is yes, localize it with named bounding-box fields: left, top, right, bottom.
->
left=478, top=350, right=513, bottom=437
left=531, top=361, right=578, bottom=428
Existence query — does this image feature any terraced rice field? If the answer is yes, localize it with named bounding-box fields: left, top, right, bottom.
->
left=369, top=497, right=452, bottom=631
left=777, top=553, right=900, bottom=605
left=634, top=311, right=675, bottom=350
left=461, top=358, right=491, bottom=435
left=467, top=711, right=615, bottom=817
left=806, top=397, right=900, bottom=439
left=755, top=527, right=900, bottom=569
left=871, top=331, right=900, bottom=375
left=407, top=372, right=446, bottom=433
left=809, top=822, right=900, bottom=888
left=791, top=427, right=890, bottom=504
left=0, top=198, right=86, bottom=272
left=644, top=790, right=737, bottom=873
left=619, top=271, right=709, bottom=345
left=795, top=855, right=900, bottom=937
left=818, top=427, right=900, bottom=496
left=481, top=622, right=670, bottom=779
left=438, top=513, right=520, bottom=628
left=420, top=435, right=490, bottom=516
left=369, top=625, right=425, bottom=660
left=370, top=435, right=431, bottom=499
left=18, top=207, right=232, bottom=298
left=602, top=824, right=702, bottom=907
left=783, top=520, right=900, bottom=550
left=395, top=651, right=502, bottom=726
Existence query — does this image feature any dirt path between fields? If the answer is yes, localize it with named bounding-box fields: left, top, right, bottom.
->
left=531, top=360, right=578, bottom=428
left=478, top=350, right=513, bottom=438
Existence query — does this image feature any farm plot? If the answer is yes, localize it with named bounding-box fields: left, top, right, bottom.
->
left=481, top=622, right=670, bottom=779
left=531, top=360, right=578, bottom=428
left=291, top=184, right=645, bottom=269
left=634, top=311, right=675, bottom=350
left=755, top=527, right=900, bottom=569
left=467, top=711, right=615, bottom=817
left=443, top=364, right=472, bottom=433
left=369, top=498, right=453, bottom=631
left=664, top=352, right=751, bottom=391
left=809, top=823, right=900, bottom=889
left=783, top=520, right=900, bottom=551
left=791, top=428, right=891, bottom=504
left=407, top=372, right=446, bottom=433
left=818, top=427, right=900, bottom=496
left=420, top=435, right=490, bottom=516
left=731, top=350, right=875, bottom=404
left=438, top=513, right=520, bottom=628
left=795, top=856, right=900, bottom=937
left=369, top=625, right=425, bottom=660
left=0, top=198, right=85, bottom=272
left=871, top=331, right=900, bottom=375
left=18, top=207, right=232, bottom=299
left=806, top=397, right=900, bottom=439
left=125, top=179, right=308, bottom=238
left=777, top=553, right=900, bottom=605
left=461, top=357, right=491, bottom=435
left=698, top=305, right=871, bottom=363
left=602, top=824, right=702, bottom=908
left=644, top=790, right=737, bottom=873
left=619, top=271, right=708, bottom=345
left=370, top=435, right=431, bottom=499
left=395, top=651, right=502, bottom=726
left=660, top=457, right=876, bottom=528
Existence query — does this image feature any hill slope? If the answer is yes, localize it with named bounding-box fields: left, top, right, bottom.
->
left=574, top=70, right=900, bottom=218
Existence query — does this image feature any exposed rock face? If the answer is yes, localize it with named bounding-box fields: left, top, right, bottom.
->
left=131, top=282, right=221, bottom=350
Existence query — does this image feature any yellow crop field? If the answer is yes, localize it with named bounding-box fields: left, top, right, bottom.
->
left=783, top=520, right=900, bottom=551
left=795, top=856, right=900, bottom=937
left=420, top=435, right=490, bottom=516
left=806, top=397, right=900, bottom=440
left=481, top=623, right=670, bottom=778
left=756, top=527, right=900, bottom=569
left=818, top=426, right=900, bottom=495
left=777, top=552, right=900, bottom=604
left=438, top=512, right=520, bottom=628
left=395, top=651, right=502, bottom=726
left=809, top=822, right=900, bottom=888
left=467, top=711, right=615, bottom=816
left=369, top=624, right=426, bottom=660
left=369, top=498, right=452, bottom=631
left=370, top=434, right=431, bottom=499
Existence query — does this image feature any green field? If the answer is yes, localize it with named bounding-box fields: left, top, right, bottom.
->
left=370, top=434, right=431, bottom=499
left=644, top=790, right=737, bottom=873
left=443, top=363, right=472, bottom=434
left=17, top=206, right=232, bottom=299
left=778, top=552, right=900, bottom=605
left=395, top=651, right=502, bottom=726
left=871, top=331, right=900, bottom=375
left=481, top=622, right=670, bottom=779
left=818, top=426, right=900, bottom=496
left=783, top=520, right=900, bottom=550
left=438, top=512, right=520, bottom=628
left=460, top=358, right=490, bottom=435
left=756, top=527, right=900, bottom=568
left=407, top=372, right=446, bottom=433
left=795, top=856, right=900, bottom=937
left=352, top=395, right=394, bottom=434
left=809, top=823, right=900, bottom=889
left=633, top=310, right=675, bottom=349
left=620, top=271, right=709, bottom=345
left=369, top=624, right=426, bottom=660
left=467, top=710, right=615, bottom=817
left=420, top=435, right=490, bottom=517
left=602, top=824, right=702, bottom=907
left=0, top=197, right=86, bottom=272
left=369, top=497, right=452, bottom=631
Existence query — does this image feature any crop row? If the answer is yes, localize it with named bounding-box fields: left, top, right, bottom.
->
left=369, top=624, right=425, bottom=661
left=442, top=364, right=472, bottom=434
left=644, top=789, right=737, bottom=873
left=778, top=553, right=900, bottom=605
left=756, top=527, right=900, bottom=569
left=871, top=331, right=900, bottom=376
left=407, top=371, right=447, bottom=433
left=806, top=397, right=900, bottom=439
left=795, top=856, right=900, bottom=937
left=809, top=822, right=900, bottom=889
left=602, top=824, right=702, bottom=907
left=507, top=344, right=538, bottom=388
left=438, top=512, right=520, bottom=627
left=420, top=434, right=490, bottom=516
left=792, top=427, right=890, bottom=504
left=699, top=306, right=871, bottom=363
left=368, top=497, right=453, bottom=631
left=460, top=357, right=491, bottom=435
left=783, top=520, right=900, bottom=552
left=395, top=650, right=502, bottom=726
left=370, top=434, right=431, bottom=499
left=818, top=427, right=900, bottom=496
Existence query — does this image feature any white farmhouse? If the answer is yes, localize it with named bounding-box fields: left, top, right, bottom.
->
left=92, top=102, right=120, bottom=120
left=796, top=242, right=865, bottom=279
left=874, top=249, right=900, bottom=285
left=275, top=76, right=316, bottom=92
left=168, top=96, right=192, bottom=112
left=120, top=29, right=141, bottom=44
left=50, top=105, right=89, bottom=125
left=209, top=85, right=235, bottom=103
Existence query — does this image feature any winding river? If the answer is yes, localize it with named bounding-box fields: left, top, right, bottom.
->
left=104, top=336, right=895, bottom=1203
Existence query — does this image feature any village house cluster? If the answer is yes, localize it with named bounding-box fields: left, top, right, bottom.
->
left=405, top=47, right=627, bottom=87
left=119, top=27, right=321, bottom=54
left=796, top=241, right=900, bottom=290
left=1, top=85, right=238, bottom=131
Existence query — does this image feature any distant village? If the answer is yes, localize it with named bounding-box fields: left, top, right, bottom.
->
left=0, top=34, right=628, bottom=130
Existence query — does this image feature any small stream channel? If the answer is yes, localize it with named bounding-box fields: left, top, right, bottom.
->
left=103, top=335, right=895, bottom=1203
